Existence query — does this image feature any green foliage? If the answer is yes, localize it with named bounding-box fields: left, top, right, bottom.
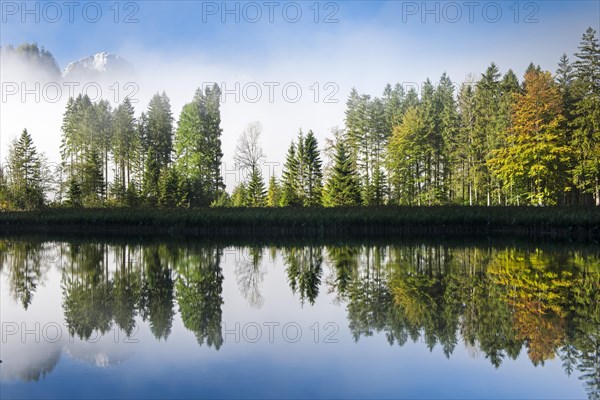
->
left=231, top=183, right=248, bottom=207
left=175, top=248, right=224, bottom=349
left=488, top=70, right=570, bottom=205
left=387, top=107, right=424, bottom=205
left=324, top=138, right=361, bottom=206
left=246, top=166, right=267, bottom=207
left=279, top=141, right=301, bottom=206
left=174, top=86, right=224, bottom=206
left=211, top=190, right=232, bottom=207
left=158, top=166, right=183, bottom=208
left=266, top=175, right=281, bottom=207
left=301, top=130, right=324, bottom=206
left=5, top=129, right=45, bottom=210
left=571, top=28, right=600, bottom=205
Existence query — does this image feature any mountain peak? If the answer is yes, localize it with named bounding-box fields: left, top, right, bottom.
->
left=62, top=52, right=135, bottom=80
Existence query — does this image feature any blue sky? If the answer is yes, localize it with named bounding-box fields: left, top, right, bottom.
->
left=2, top=1, right=598, bottom=71
left=1, top=1, right=599, bottom=183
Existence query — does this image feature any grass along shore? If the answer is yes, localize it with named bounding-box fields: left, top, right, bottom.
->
left=0, top=206, right=598, bottom=240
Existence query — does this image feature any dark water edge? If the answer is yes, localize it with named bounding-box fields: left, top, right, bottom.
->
left=0, top=206, right=599, bottom=241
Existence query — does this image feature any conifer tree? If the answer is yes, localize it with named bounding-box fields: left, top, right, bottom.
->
left=6, top=129, right=45, bottom=210
left=280, top=141, right=301, bottom=206
left=387, top=107, right=425, bottom=205
left=174, top=86, right=224, bottom=206
left=324, top=139, right=361, bottom=206
left=571, top=27, right=600, bottom=205
left=266, top=175, right=281, bottom=207
left=111, top=97, right=139, bottom=202
left=302, top=130, right=323, bottom=206
left=246, top=167, right=267, bottom=207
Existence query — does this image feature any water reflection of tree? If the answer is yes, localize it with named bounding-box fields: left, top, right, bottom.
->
left=4, top=239, right=599, bottom=397
left=113, top=244, right=142, bottom=336
left=346, top=246, right=391, bottom=341
left=283, top=246, right=323, bottom=306
left=140, top=245, right=175, bottom=340
left=62, top=243, right=113, bottom=340
left=324, top=244, right=599, bottom=398
left=175, top=246, right=223, bottom=349
left=3, top=241, right=48, bottom=309
left=234, top=246, right=266, bottom=308
left=325, top=246, right=359, bottom=300
left=571, top=268, right=600, bottom=400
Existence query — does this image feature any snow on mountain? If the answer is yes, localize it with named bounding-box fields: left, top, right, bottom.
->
left=62, top=52, right=135, bottom=80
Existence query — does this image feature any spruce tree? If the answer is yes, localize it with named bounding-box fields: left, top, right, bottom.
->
left=231, top=183, right=248, bottom=207
left=146, top=92, right=174, bottom=168
left=302, top=130, right=323, bottom=206
left=456, top=81, right=477, bottom=205
left=142, top=147, right=161, bottom=206
left=246, top=167, right=267, bottom=207
left=386, top=107, right=425, bottom=205
left=80, top=147, right=104, bottom=206
left=174, top=86, right=224, bottom=206
left=280, top=141, right=301, bottom=206
left=266, top=175, right=281, bottom=207
left=474, top=63, right=502, bottom=205
left=112, top=98, right=139, bottom=202
left=6, top=129, right=45, bottom=210
left=571, top=27, right=600, bottom=205
left=324, top=140, right=361, bottom=206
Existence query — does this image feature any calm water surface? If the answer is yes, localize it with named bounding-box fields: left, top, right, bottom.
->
left=1, top=238, right=599, bottom=399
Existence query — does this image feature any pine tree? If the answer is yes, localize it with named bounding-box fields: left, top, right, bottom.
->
left=367, top=98, right=389, bottom=205
left=571, top=27, right=600, bottom=205
left=387, top=107, right=425, bottom=205
left=95, top=99, right=113, bottom=200
left=556, top=53, right=575, bottom=114
left=302, top=130, right=323, bottom=206
left=383, top=83, right=405, bottom=132
left=158, top=166, right=182, bottom=208
left=80, top=147, right=104, bottom=206
left=324, top=139, right=361, bottom=206
left=142, top=147, right=161, bottom=206
left=280, top=141, right=301, bottom=206
left=371, top=167, right=388, bottom=205
left=266, top=175, right=281, bottom=207
left=420, top=79, right=440, bottom=204
left=474, top=63, right=502, bottom=205
left=203, top=85, right=225, bottom=199
left=146, top=92, right=174, bottom=169
left=112, top=98, right=139, bottom=203
left=246, top=166, right=266, bottom=207
left=345, top=92, right=370, bottom=203
left=231, top=183, right=248, bottom=207
left=456, top=80, right=477, bottom=204
left=174, top=86, right=224, bottom=206
left=525, top=62, right=542, bottom=76
left=6, top=129, right=45, bottom=210
left=435, top=73, right=459, bottom=203
left=66, top=177, right=82, bottom=208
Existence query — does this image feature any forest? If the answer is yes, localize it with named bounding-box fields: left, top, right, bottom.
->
left=1, top=27, right=598, bottom=211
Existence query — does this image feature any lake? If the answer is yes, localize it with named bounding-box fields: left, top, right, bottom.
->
left=1, top=237, right=598, bottom=399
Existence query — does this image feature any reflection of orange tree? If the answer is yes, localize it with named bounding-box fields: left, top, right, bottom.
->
left=489, top=249, right=572, bottom=366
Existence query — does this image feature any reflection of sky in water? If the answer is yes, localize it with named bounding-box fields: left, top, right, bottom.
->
left=0, top=245, right=590, bottom=399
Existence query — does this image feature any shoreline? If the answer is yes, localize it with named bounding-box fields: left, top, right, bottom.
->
left=1, top=206, right=598, bottom=241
